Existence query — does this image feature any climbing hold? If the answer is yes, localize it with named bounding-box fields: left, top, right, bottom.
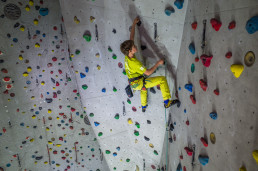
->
left=94, top=122, right=100, bottom=126
left=198, top=155, right=209, bottom=166
left=154, top=150, right=158, bottom=155
left=23, top=72, right=29, bottom=77
left=108, top=46, right=112, bottom=52
left=186, top=120, right=189, bottom=126
left=150, top=87, right=156, bottom=94
left=113, top=152, right=117, bottom=157
left=39, top=8, right=49, bottom=16
left=184, top=147, right=193, bottom=156
left=112, top=54, right=117, bottom=59
left=106, top=150, right=111, bottom=154
left=184, top=84, right=193, bottom=92
left=98, top=132, right=103, bottom=137
left=118, top=62, right=123, bottom=68
left=191, top=22, right=197, bottom=30
left=213, top=89, right=219, bottom=96
left=83, top=33, right=91, bottom=42
left=1, top=68, right=8, bottom=73
left=126, top=158, right=130, bottom=162
left=244, top=51, right=255, bottom=67
left=20, top=25, right=25, bottom=31
left=132, top=106, right=137, bottom=112
left=195, top=57, right=199, bottom=62
left=210, top=132, right=216, bottom=144
left=209, top=112, right=217, bottom=120
left=90, top=16, right=95, bottom=23
left=75, top=49, right=80, bottom=55
left=199, top=79, right=207, bottom=91
left=128, top=118, right=133, bottom=124
left=134, top=130, right=139, bottom=136
left=253, top=150, right=258, bottom=165
left=114, top=114, right=119, bottom=119
left=246, top=16, right=258, bottom=34
left=74, top=16, right=80, bottom=24
left=34, top=19, right=39, bottom=25
left=113, top=87, right=117, bottom=92
left=165, top=6, right=175, bottom=16
left=200, top=137, right=208, bottom=147
left=174, top=0, right=184, bottom=9
left=189, top=43, right=195, bottom=54
left=82, top=84, right=88, bottom=90
left=102, top=88, right=106, bottom=93
left=97, top=65, right=101, bottom=70
left=239, top=166, right=247, bottom=171
left=144, top=136, right=150, bottom=141
left=210, top=18, right=222, bottom=31
left=228, top=21, right=236, bottom=30
left=230, top=64, right=244, bottom=78
left=225, top=52, right=232, bottom=58
left=176, top=163, right=182, bottom=171
left=191, top=63, right=195, bottom=73
left=80, top=73, right=86, bottom=78
left=200, top=54, right=213, bottom=67
left=190, top=95, right=196, bottom=104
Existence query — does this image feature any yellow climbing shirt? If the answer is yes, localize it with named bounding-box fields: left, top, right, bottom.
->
left=124, top=55, right=146, bottom=79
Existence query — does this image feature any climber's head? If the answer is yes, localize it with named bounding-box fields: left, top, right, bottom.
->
left=120, top=40, right=138, bottom=57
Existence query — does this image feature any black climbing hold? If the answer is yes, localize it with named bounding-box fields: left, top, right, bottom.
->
left=35, top=156, right=43, bottom=160
left=33, top=126, right=37, bottom=128
left=26, top=45, right=29, bottom=49
left=39, top=136, right=42, bottom=139
left=14, top=22, right=20, bottom=28
left=0, top=60, right=4, bottom=63
left=37, top=66, right=40, bottom=69
left=112, top=29, right=116, bottom=34
left=147, top=120, right=151, bottom=124
left=0, top=14, right=5, bottom=18
left=51, top=78, right=55, bottom=83
left=137, top=20, right=142, bottom=26
left=141, top=45, right=147, bottom=50
left=39, top=107, right=42, bottom=110
left=57, top=90, right=61, bottom=94
left=7, top=33, right=11, bottom=38
left=35, top=6, right=40, bottom=10
left=45, top=98, right=53, bottom=103
left=169, top=137, right=173, bottom=143
left=150, top=87, right=156, bottom=94
left=22, top=141, right=26, bottom=144
left=169, top=123, right=174, bottom=131
left=144, top=136, right=150, bottom=141
left=57, top=124, right=61, bottom=127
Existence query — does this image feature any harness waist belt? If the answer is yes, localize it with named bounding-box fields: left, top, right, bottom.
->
left=128, top=76, right=144, bottom=83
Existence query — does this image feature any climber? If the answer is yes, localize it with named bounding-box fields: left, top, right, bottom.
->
left=120, top=16, right=180, bottom=112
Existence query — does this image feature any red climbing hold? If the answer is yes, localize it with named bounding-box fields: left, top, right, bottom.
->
left=52, top=57, right=57, bottom=62
left=73, top=89, right=77, bottom=93
left=3, top=90, right=8, bottom=94
left=180, top=155, right=183, bottom=160
left=71, top=108, right=76, bottom=112
left=214, top=89, right=219, bottom=95
left=210, top=18, right=222, bottom=31
left=58, top=69, right=62, bottom=74
left=1, top=68, right=8, bottom=73
left=53, top=150, right=58, bottom=154
left=53, top=26, right=57, bottom=31
left=186, top=120, right=190, bottom=126
left=183, top=166, right=186, bottom=171
left=225, top=52, right=232, bottom=59
left=195, top=57, right=199, bottom=62
left=199, top=79, right=207, bottom=91
left=228, top=21, right=236, bottom=30
left=3, top=127, right=6, bottom=133
left=190, top=95, right=196, bottom=104
left=62, top=157, right=66, bottom=160
left=151, top=165, right=156, bottom=169
left=61, top=150, right=65, bottom=154
left=56, top=82, right=60, bottom=86
left=184, top=147, right=193, bottom=156
left=200, top=54, right=213, bottom=67
left=191, top=22, right=197, bottom=30
left=53, top=92, right=57, bottom=98
left=59, top=137, right=63, bottom=141
left=3, top=77, right=11, bottom=82
left=200, top=137, right=208, bottom=147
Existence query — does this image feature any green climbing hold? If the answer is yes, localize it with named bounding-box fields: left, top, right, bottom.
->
left=83, top=34, right=91, bottom=42
left=127, top=99, right=131, bottom=104
left=154, top=150, right=158, bottom=155
left=123, top=70, right=126, bottom=75
left=80, top=115, right=83, bottom=118
left=106, top=150, right=111, bottom=154
left=113, top=167, right=116, bottom=170
left=114, top=114, right=119, bottom=119
left=134, top=130, right=139, bottom=136
left=126, top=158, right=130, bottom=162
left=112, top=55, right=117, bottom=59
left=108, top=47, right=112, bottom=52
left=89, top=113, right=94, bottom=117
left=82, top=84, right=88, bottom=90
left=191, top=63, right=195, bottom=73
left=135, top=122, right=140, bottom=128
left=113, top=87, right=117, bottom=92
left=98, top=132, right=103, bottom=136
left=91, top=148, right=94, bottom=151
left=69, top=57, right=72, bottom=61
left=75, top=50, right=80, bottom=55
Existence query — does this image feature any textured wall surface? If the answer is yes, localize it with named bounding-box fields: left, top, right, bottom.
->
left=160, top=0, right=258, bottom=171
left=0, top=0, right=108, bottom=170
left=59, top=0, right=188, bottom=170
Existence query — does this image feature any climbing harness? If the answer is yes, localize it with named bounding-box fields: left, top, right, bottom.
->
left=128, top=75, right=147, bottom=90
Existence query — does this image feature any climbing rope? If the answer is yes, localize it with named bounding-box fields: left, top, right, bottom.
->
left=164, top=59, right=168, bottom=171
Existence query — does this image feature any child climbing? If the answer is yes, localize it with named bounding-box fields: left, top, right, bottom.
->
left=120, top=16, right=180, bottom=112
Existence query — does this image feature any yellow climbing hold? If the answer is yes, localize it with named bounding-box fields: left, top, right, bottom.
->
left=96, top=53, right=100, bottom=58
left=27, top=67, right=32, bottom=72
left=74, top=16, right=80, bottom=24
left=70, top=54, right=74, bottom=58
left=97, top=65, right=101, bottom=70
left=56, top=144, right=62, bottom=147
left=90, top=16, right=95, bottom=23
left=19, top=55, right=23, bottom=60
left=35, top=43, right=40, bottom=48
left=48, top=141, right=53, bottom=144
left=34, top=19, right=39, bottom=25
left=31, top=96, right=35, bottom=100
left=128, top=118, right=133, bottom=124
left=29, top=0, right=34, bottom=6
left=23, top=72, right=29, bottom=77
left=253, top=150, right=258, bottom=165
left=64, top=134, right=67, bottom=137
left=136, top=165, right=139, bottom=171
left=44, top=161, right=48, bottom=164
left=49, top=148, right=52, bottom=151
left=56, top=164, right=60, bottom=167
left=46, top=127, right=50, bottom=131
left=75, top=71, right=78, bottom=74
left=230, top=64, right=244, bottom=78
left=20, top=25, right=25, bottom=31
left=56, top=117, right=59, bottom=120
left=30, top=138, right=34, bottom=142
left=135, top=139, right=138, bottom=143
left=53, top=87, right=56, bottom=90
left=48, top=109, right=52, bottom=113
left=239, top=166, right=246, bottom=171
left=41, top=81, right=45, bottom=85
left=32, top=115, right=36, bottom=119
left=25, top=5, right=30, bottom=11
left=34, top=161, right=37, bottom=164
left=149, top=143, right=154, bottom=148
left=42, top=70, right=45, bottom=72
left=38, top=53, right=41, bottom=56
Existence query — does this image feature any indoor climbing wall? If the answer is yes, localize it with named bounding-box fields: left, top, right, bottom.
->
left=0, top=0, right=109, bottom=171
left=160, top=0, right=258, bottom=171
left=59, top=0, right=188, bottom=170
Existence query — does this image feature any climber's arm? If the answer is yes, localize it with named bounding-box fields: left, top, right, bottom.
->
left=130, top=17, right=140, bottom=41
left=144, top=59, right=164, bottom=76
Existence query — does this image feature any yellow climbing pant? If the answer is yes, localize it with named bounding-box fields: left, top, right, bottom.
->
left=130, top=76, right=171, bottom=106
left=253, top=150, right=258, bottom=165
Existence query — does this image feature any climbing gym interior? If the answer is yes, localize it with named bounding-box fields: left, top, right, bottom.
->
left=0, top=0, right=258, bottom=171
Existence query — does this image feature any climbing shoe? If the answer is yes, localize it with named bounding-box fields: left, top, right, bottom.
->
left=164, top=99, right=180, bottom=108
left=142, top=105, right=147, bottom=112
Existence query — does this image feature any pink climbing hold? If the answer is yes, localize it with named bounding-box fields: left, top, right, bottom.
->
left=190, top=95, right=196, bottom=104
left=199, top=79, right=207, bottom=91
left=200, top=137, right=208, bottom=147
left=184, top=147, right=193, bottom=156
left=200, top=54, right=213, bottom=67
left=214, top=89, right=219, bottom=96
left=191, top=22, right=197, bottom=30
left=225, top=52, right=232, bottom=58
left=186, top=120, right=189, bottom=126
left=228, top=21, right=236, bottom=30
left=151, top=165, right=156, bottom=169
left=210, top=18, right=222, bottom=31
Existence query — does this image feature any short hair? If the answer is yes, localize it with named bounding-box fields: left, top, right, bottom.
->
left=120, top=40, right=134, bottom=56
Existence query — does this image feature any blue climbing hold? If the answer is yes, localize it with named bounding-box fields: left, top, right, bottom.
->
left=36, top=30, right=40, bottom=34
left=94, top=122, right=100, bottom=126
left=6, top=163, right=11, bottom=167
left=209, top=112, right=217, bottom=120
left=85, top=67, right=89, bottom=73
left=113, top=152, right=117, bottom=157
left=116, top=147, right=120, bottom=151
left=165, top=7, right=175, bottom=16
left=102, top=88, right=106, bottom=93
left=189, top=43, right=195, bottom=54
left=176, top=163, right=182, bottom=171
left=184, top=84, right=193, bottom=92
left=174, top=0, right=184, bottom=9
left=179, top=87, right=181, bottom=91
left=184, top=109, right=186, bottom=113
left=39, top=8, right=49, bottom=16
left=246, top=16, right=258, bottom=34
left=13, top=38, right=18, bottom=43
left=198, top=155, right=209, bottom=166
left=80, top=73, right=86, bottom=78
